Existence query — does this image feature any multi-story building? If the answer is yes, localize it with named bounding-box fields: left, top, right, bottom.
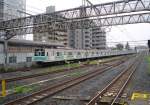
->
left=0, top=0, right=26, bottom=39
left=46, top=6, right=55, bottom=13
left=33, top=6, right=68, bottom=47
left=68, top=6, right=106, bottom=50
left=68, top=27, right=106, bottom=50
left=68, top=29, right=92, bottom=49
left=92, top=27, right=106, bottom=49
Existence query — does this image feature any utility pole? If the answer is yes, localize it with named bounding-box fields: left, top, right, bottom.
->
left=4, top=36, right=8, bottom=70
left=2, top=10, right=32, bottom=70
left=81, top=0, right=87, bottom=49
left=148, top=40, right=150, bottom=53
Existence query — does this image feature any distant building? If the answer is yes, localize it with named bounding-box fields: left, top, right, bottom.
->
left=68, top=7, right=106, bottom=49
left=68, top=28, right=92, bottom=49
left=46, top=6, right=55, bottom=13
left=0, top=0, right=26, bottom=39
left=68, top=27, right=106, bottom=49
left=33, top=6, right=68, bottom=47
left=135, top=45, right=149, bottom=53
left=92, top=27, right=106, bottom=49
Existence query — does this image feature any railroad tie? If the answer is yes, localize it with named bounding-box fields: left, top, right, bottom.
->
left=25, top=101, right=31, bottom=104
left=35, top=95, right=44, bottom=99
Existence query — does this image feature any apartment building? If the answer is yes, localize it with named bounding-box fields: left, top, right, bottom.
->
left=33, top=6, right=68, bottom=46
left=68, top=27, right=106, bottom=49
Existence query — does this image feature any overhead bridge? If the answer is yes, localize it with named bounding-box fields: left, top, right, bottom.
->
left=0, top=0, right=150, bottom=39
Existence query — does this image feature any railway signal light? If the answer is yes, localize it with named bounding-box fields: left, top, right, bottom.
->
left=148, top=40, right=150, bottom=48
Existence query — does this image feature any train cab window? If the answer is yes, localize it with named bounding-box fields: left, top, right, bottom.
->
left=35, top=49, right=45, bottom=56
left=57, top=52, right=62, bottom=56
left=35, top=49, right=39, bottom=56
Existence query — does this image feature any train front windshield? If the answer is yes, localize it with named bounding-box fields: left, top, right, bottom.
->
left=35, top=49, right=45, bottom=56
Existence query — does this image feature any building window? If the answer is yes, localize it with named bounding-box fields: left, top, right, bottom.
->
left=9, top=56, right=17, bottom=63
left=26, top=57, right=32, bottom=62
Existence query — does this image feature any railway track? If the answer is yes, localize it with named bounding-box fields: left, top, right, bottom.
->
left=86, top=56, right=141, bottom=105
left=1, top=56, right=128, bottom=83
left=3, top=57, right=128, bottom=105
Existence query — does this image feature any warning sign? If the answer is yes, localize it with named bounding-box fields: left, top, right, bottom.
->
left=131, top=92, right=150, bottom=100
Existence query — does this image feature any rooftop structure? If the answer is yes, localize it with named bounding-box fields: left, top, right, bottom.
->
left=0, top=39, right=64, bottom=48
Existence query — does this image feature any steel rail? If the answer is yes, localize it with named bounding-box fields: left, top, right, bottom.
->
left=86, top=56, right=140, bottom=105
left=110, top=56, right=142, bottom=105
left=3, top=58, right=125, bottom=105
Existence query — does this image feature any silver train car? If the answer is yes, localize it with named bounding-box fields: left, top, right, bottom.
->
left=32, top=48, right=136, bottom=62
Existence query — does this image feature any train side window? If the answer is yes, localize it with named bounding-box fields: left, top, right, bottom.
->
left=47, top=52, right=49, bottom=56
left=35, top=49, right=39, bottom=56
left=57, top=52, right=60, bottom=56
left=68, top=52, right=72, bottom=55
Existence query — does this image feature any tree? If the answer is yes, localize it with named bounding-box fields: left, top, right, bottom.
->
left=125, top=42, right=130, bottom=50
left=116, top=43, right=124, bottom=50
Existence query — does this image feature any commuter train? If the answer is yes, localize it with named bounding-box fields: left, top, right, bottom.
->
left=32, top=48, right=136, bottom=63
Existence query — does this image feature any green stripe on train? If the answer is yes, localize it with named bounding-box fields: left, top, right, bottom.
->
left=33, top=56, right=48, bottom=61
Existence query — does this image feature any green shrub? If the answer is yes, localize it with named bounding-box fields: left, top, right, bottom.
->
left=0, top=67, right=16, bottom=72
left=146, top=56, right=150, bottom=75
left=0, top=67, right=6, bottom=72
left=14, top=86, right=33, bottom=94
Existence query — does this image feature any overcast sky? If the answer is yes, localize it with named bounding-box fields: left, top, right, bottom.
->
left=26, top=0, right=150, bottom=47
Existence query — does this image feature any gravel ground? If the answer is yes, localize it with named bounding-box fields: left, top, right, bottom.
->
left=3, top=60, right=120, bottom=91
left=2, top=60, right=124, bottom=104
left=32, top=57, right=135, bottom=105
left=0, top=56, right=131, bottom=104
left=1, top=64, right=108, bottom=104
left=0, top=64, right=82, bottom=79
left=6, top=65, right=97, bottom=88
